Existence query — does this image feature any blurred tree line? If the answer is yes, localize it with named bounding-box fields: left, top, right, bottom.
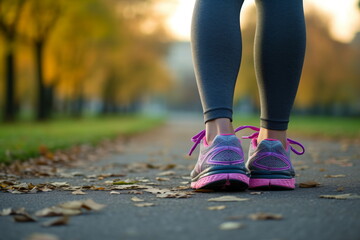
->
left=235, top=5, right=360, bottom=116
left=0, top=0, right=172, bottom=122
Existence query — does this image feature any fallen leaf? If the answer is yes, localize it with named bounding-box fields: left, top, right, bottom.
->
left=25, top=233, right=59, bottom=240
left=248, top=213, right=283, bottom=220
left=71, top=190, right=87, bottom=195
left=29, top=187, right=38, bottom=194
left=42, top=216, right=69, bottom=227
left=156, top=177, right=170, bottom=181
left=128, top=190, right=143, bottom=194
left=13, top=213, right=37, bottom=222
left=208, top=196, right=249, bottom=202
left=134, top=203, right=155, bottom=207
left=82, top=199, right=106, bottom=211
left=157, top=171, right=175, bottom=176
left=50, top=182, right=69, bottom=188
left=173, top=186, right=191, bottom=190
left=250, top=192, right=262, bottom=195
left=336, top=187, right=345, bottom=192
left=219, top=222, right=244, bottom=230
left=194, top=189, right=214, bottom=193
left=113, top=179, right=139, bottom=185
left=299, top=181, right=321, bottom=188
left=0, top=208, right=13, bottom=216
left=131, top=197, right=144, bottom=202
left=58, top=200, right=83, bottom=210
left=9, top=190, right=24, bottom=194
left=110, top=191, right=120, bottom=195
left=39, top=186, right=53, bottom=192
left=35, top=207, right=81, bottom=217
left=324, top=174, right=346, bottom=178
left=208, top=205, right=226, bottom=210
left=181, top=176, right=191, bottom=180
left=319, top=193, right=360, bottom=200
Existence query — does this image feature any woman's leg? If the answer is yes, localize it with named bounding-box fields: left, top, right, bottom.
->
left=191, top=0, right=244, bottom=144
left=254, top=0, right=306, bottom=146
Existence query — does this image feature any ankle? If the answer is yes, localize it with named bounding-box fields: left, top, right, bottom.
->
left=257, top=128, right=287, bottom=148
left=205, top=118, right=234, bottom=144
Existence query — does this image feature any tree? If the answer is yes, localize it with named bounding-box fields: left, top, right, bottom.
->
left=0, top=0, right=25, bottom=121
left=20, top=0, right=64, bottom=120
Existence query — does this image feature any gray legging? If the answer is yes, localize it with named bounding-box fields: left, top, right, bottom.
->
left=191, top=0, right=306, bottom=130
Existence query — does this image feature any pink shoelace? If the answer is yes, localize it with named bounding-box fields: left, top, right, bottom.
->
left=189, top=125, right=305, bottom=156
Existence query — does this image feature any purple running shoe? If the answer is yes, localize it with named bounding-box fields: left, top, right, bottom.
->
left=188, top=128, right=250, bottom=191
left=241, top=126, right=305, bottom=190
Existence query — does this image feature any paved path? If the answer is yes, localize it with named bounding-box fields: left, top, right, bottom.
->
left=1, top=116, right=359, bottom=240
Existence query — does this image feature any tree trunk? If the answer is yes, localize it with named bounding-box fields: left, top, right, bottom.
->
left=3, top=49, right=16, bottom=122
left=35, top=40, right=47, bottom=121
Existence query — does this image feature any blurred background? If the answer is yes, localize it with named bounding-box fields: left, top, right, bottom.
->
left=0, top=0, right=359, bottom=122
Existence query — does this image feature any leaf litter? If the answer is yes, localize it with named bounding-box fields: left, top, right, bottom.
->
left=248, top=213, right=283, bottom=220
left=208, top=205, right=226, bottom=211
left=219, top=222, right=244, bottom=230
left=299, top=181, right=321, bottom=188
left=208, top=196, right=249, bottom=202
left=319, top=193, right=360, bottom=200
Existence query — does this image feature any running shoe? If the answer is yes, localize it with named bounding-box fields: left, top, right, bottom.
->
left=188, top=128, right=250, bottom=191
left=241, top=126, right=305, bottom=190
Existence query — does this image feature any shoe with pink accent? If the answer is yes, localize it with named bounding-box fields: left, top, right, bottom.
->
left=242, top=126, right=305, bottom=190
left=188, top=127, right=250, bottom=191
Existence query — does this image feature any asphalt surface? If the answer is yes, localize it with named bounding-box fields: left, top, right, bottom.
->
left=1, top=116, right=359, bottom=240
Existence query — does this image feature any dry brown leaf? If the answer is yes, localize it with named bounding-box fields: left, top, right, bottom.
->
left=112, top=184, right=148, bottom=190
left=13, top=213, right=37, bottom=222
left=25, top=233, right=59, bottom=240
left=156, top=177, right=170, bottom=181
left=219, top=222, right=244, bottom=230
left=250, top=192, right=262, bottom=195
left=9, top=190, right=24, bottom=194
left=207, top=205, right=226, bottom=210
left=50, top=182, right=69, bottom=187
left=128, top=190, right=143, bottom=194
left=42, top=216, right=69, bottom=227
left=0, top=208, right=13, bottom=216
left=157, top=171, right=176, bottom=176
left=134, top=203, right=155, bottom=207
left=173, top=186, right=191, bottom=190
left=319, top=193, right=360, bottom=200
left=299, top=181, right=321, bottom=188
left=194, top=189, right=214, bottom=193
left=39, top=186, right=53, bottom=192
left=131, top=197, right=144, bottom=202
left=58, top=200, right=83, bottom=210
left=110, top=191, right=120, bottom=195
left=324, top=174, right=346, bottom=178
left=181, top=176, right=191, bottom=180
left=208, top=196, right=249, bottom=202
left=35, top=207, right=81, bottom=217
left=248, top=213, right=283, bottom=220
left=82, top=199, right=106, bottom=211
left=71, top=190, right=87, bottom=195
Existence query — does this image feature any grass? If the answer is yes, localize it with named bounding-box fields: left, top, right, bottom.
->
left=0, top=115, right=164, bottom=164
left=233, top=115, right=360, bottom=139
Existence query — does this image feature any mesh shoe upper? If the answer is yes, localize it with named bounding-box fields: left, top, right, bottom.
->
left=190, top=135, right=247, bottom=180
left=246, top=139, right=295, bottom=176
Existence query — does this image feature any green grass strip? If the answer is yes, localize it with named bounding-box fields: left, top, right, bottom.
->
left=233, top=115, right=359, bottom=139
left=0, top=115, right=164, bottom=164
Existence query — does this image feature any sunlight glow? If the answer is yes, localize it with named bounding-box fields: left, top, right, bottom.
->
left=166, top=0, right=360, bottom=43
